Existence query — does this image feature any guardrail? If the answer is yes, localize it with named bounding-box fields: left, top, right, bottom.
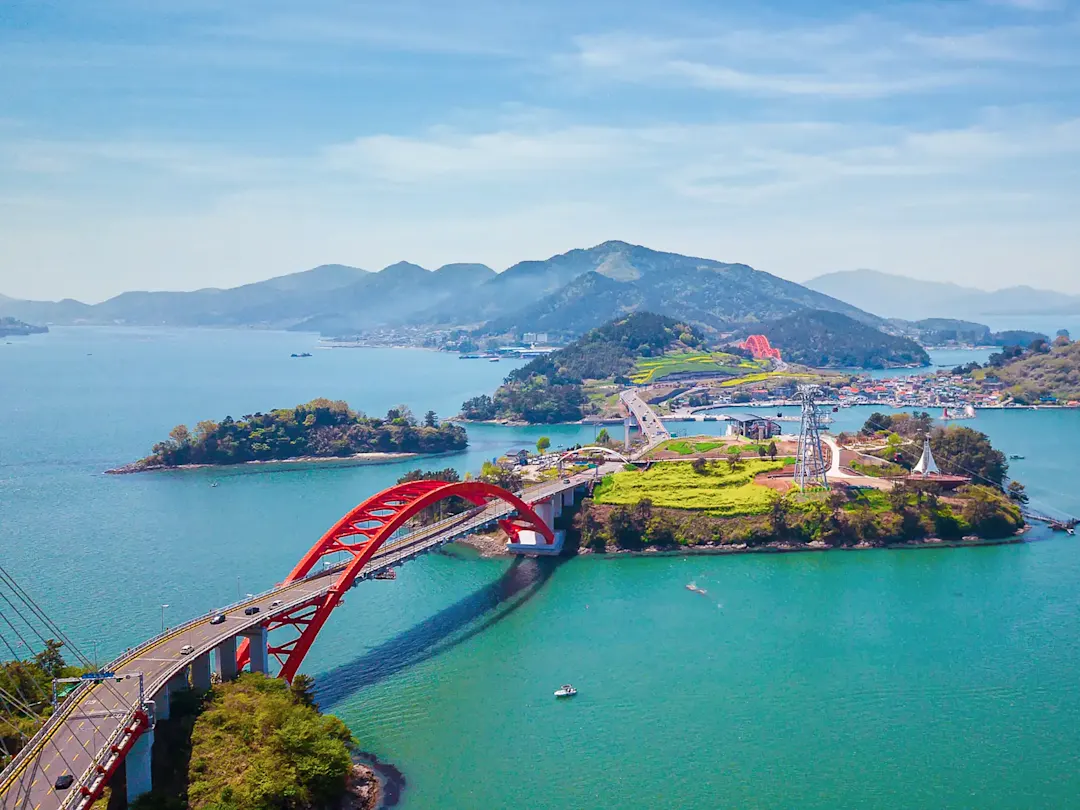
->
left=2, top=482, right=574, bottom=802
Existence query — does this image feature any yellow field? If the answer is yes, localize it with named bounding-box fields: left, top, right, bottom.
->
left=629, top=351, right=763, bottom=384
left=592, top=459, right=786, bottom=516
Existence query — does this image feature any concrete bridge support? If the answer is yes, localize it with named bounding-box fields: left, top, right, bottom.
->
left=507, top=491, right=574, bottom=556
left=125, top=728, right=154, bottom=804
left=242, top=626, right=269, bottom=674
left=214, top=637, right=238, bottom=681
left=563, top=489, right=575, bottom=507
left=191, top=652, right=212, bottom=691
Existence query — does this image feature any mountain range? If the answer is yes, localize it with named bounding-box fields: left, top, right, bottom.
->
left=0, top=241, right=881, bottom=337
left=806, top=269, right=1080, bottom=321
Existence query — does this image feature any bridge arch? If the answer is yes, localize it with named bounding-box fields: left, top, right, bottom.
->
left=558, top=446, right=630, bottom=467
left=238, top=480, right=553, bottom=681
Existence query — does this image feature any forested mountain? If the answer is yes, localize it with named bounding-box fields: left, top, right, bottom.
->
left=0, top=241, right=877, bottom=336
left=807, top=269, right=1080, bottom=320
left=749, top=310, right=930, bottom=369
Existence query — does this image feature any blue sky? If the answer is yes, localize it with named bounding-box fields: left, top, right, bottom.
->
left=1, top=0, right=1078, bottom=301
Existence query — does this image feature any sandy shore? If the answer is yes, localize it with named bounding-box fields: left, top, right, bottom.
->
left=105, top=451, right=418, bottom=474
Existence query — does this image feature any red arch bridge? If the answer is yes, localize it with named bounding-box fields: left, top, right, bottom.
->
left=0, top=475, right=591, bottom=810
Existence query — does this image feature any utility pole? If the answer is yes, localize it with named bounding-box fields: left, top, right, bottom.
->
left=795, top=384, right=829, bottom=489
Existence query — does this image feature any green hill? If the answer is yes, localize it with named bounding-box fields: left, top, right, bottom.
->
left=975, top=338, right=1080, bottom=404
left=461, top=312, right=709, bottom=423
left=748, top=310, right=930, bottom=369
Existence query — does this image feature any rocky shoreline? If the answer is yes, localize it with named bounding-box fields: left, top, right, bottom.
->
left=105, top=451, right=418, bottom=474
left=343, top=751, right=406, bottom=809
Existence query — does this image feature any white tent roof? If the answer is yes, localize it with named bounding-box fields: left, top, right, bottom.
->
left=913, top=437, right=939, bottom=476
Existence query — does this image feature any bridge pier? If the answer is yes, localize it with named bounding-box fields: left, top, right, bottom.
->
left=507, top=494, right=569, bottom=556
left=125, top=727, right=154, bottom=803
left=214, top=636, right=238, bottom=681
left=191, top=652, right=212, bottom=691
left=241, top=626, right=269, bottom=674
left=563, top=489, right=575, bottom=507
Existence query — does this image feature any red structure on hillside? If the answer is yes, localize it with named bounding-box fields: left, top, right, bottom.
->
left=742, top=334, right=782, bottom=361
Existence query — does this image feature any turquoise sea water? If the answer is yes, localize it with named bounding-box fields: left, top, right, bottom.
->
left=3, top=329, right=1080, bottom=808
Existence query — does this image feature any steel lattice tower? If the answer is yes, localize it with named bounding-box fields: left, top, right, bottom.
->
left=795, top=384, right=829, bottom=489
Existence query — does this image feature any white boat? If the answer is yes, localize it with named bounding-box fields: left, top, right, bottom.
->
left=685, top=582, right=708, bottom=595
left=554, top=684, right=577, bottom=698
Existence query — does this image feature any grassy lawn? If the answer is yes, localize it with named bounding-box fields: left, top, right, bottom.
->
left=630, top=351, right=764, bottom=384
left=664, top=439, right=724, bottom=455
left=593, top=458, right=786, bottom=516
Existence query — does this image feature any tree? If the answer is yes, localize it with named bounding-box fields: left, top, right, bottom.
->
left=34, top=639, right=66, bottom=679
left=595, top=428, right=611, bottom=446
left=479, top=461, right=522, bottom=492
left=757, top=444, right=767, bottom=459
left=861, top=412, right=893, bottom=435
left=767, top=440, right=777, bottom=461
left=691, top=457, right=708, bottom=475
left=289, top=673, right=318, bottom=709
left=727, top=446, right=743, bottom=471
left=931, top=425, right=1008, bottom=488
left=536, top=436, right=551, bottom=454
left=1006, top=480, right=1029, bottom=505
left=168, top=424, right=191, bottom=446
left=423, top=410, right=438, bottom=428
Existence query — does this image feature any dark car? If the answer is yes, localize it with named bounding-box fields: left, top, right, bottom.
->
left=54, top=774, right=74, bottom=790
left=210, top=613, right=226, bottom=625
left=244, top=606, right=260, bottom=616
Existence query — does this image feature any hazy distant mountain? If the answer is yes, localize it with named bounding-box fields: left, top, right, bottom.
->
left=806, top=269, right=1080, bottom=321
left=478, top=241, right=882, bottom=336
left=0, top=241, right=879, bottom=337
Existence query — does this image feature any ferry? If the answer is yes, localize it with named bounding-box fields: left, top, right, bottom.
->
left=554, top=684, right=577, bottom=698
left=941, top=404, right=976, bottom=420
left=458, top=354, right=481, bottom=359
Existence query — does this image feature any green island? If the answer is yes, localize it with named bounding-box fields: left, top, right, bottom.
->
left=558, top=422, right=1023, bottom=553
left=0, top=317, right=49, bottom=338
left=109, top=399, right=468, bottom=473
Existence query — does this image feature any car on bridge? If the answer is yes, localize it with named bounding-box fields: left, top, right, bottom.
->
left=53, top=775, right=74, bottom=791
left=210, top=613, right=226, bottom=624
left=244, top=606, right=260, bottom=615
left=180, top=644, right=195, bottom=655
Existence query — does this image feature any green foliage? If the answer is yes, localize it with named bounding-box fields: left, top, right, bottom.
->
left=753, top=309, right=930, bottom=369
left=134, top=674, right=354, bottom=810
left=630, top=351, right=760, bottom=384
left=479, top=461, right=523, bottom=492
left=931, top=425, right=1008, bottom=487
left=1, top=641, right=82, bottom=767
left=536, top=436, right=551, bottom=454
left=593, top=459, right=785, bottom=516
left=477, top=313, right=705, bottom=423
left=979, top=340, right=1080, bottom=404
left=140, top=398, right=467, bottom=468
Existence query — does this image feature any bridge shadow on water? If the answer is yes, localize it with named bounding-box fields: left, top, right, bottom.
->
left=315, top=554, right=565, bottom=709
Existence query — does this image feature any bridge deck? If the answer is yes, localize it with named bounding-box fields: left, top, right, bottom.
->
left=0, top=478, right=583, bottom=810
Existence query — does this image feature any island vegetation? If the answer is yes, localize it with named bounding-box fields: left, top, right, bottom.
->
left=116, top=399, right=467, bottom=472
left=0, top=317, right=48, bottom=337
left=748, top=310, right=930, bottom=368
left=962, top=335, right=1080, bottom=405
left=461, top=313, right=736, bottom=424
left=129, top=673, right=375, bottom=810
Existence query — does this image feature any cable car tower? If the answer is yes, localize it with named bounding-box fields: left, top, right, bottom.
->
left=795, top=384, right=829, bottom=489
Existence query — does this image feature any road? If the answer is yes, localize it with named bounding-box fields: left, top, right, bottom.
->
left=0, top=476, right=586, bottom=810
left=619, top=389, right=670, bottom=457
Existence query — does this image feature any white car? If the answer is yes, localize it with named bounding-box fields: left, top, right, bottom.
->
left=180, top=644, right=195, bottom=655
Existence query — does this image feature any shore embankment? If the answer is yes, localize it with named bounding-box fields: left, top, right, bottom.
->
left=105, top=451, right=418, bottom=474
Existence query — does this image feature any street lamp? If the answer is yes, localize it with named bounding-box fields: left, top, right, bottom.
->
left=160, top=604, right=169, bottom=633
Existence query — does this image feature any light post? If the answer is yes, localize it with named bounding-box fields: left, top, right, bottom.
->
left=236, top=576, right=241, bottom=600
left=91, top=640, right=99, bottom=671
left=160, top=604, right=169, bottom=633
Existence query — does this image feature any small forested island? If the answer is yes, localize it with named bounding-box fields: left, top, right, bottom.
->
left=0, top=316, right=48, bottom=337
left=110, top=398, right=467, bottom=473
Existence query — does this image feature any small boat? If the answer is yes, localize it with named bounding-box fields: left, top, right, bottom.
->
left=290, top=352, right=313, bottom=358
left=374, top=569, right=397, bottom=580
left=554, top=684, right=577, bottom=698
left=488, top=357, right=500, bottom=362
left=210, top=482, right=218, bottom=488
left=1009, top=454, right=1025, bottom=460
left=685, top=582, right=708, bottom=595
